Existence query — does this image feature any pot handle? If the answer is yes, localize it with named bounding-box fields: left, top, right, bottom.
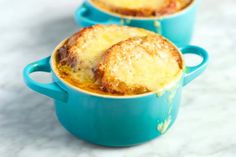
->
left=74, top=4, right=120, bottom=27
left=23, top=56, right=68, bottom=102
left=181, top=45, right=209, bottom=86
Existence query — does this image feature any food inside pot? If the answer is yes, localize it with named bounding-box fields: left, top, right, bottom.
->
left=54, top=25, right=183, bottom=95
left=89, top=0, right=193, bottom=18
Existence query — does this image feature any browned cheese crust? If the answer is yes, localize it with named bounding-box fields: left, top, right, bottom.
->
left=55, top=24, right=155, bottom=95
left=96, top=35, right=183, bottom=95
left=90, top=0, right=193, bottom=17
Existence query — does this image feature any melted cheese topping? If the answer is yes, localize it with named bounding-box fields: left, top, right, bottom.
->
left=99, top=35, right=182, bottom=94
left=90, top=0, right=193, bottom=17
left=109, top=48, right=180, bottom=91
left=55, top=25, right=183, bottom=96
left=97, top=0, right=166, bottom=10
left=56, top=25, right=155, bottom=93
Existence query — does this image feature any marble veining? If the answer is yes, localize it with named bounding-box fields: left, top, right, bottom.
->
left=0, top=0, right=236, bottom=156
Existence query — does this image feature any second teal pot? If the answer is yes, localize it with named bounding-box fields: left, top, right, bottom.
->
left=75, top=0, right=198, bottom=47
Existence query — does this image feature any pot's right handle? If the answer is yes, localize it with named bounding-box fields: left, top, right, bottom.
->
left=23, top=56, right=68, bottom=102
left=75, top=4, right=120, bottom=27
left=181, top=45, right=209, bottom=86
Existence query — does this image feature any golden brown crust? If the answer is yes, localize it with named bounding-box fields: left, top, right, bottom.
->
left=55, top=25, right=183, bottom=95
left=96, top=35, right=183, bottom=94
left=56, top=24, right=154, bottom=69
left=55, top=24, right=155, bottom=95
left=89, top=0, right=193, bottom=17
left=56, top=26, right=96, bottom=69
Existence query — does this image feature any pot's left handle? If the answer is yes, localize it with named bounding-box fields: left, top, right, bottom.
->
left=23, top=56, right=68, bottom=102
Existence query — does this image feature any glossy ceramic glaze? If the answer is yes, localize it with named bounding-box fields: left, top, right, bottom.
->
left=23, top=45, right=208, bottom=147
left=74, top=0, right=198, bottom=47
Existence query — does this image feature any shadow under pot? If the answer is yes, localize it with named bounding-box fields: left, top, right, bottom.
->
left=74, top=0, right=198, bottom=47
left=23, top=38, right=208, bottom=147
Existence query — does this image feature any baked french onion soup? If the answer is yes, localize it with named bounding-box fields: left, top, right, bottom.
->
left=89, top=0, right=193, bottom=18
left=54, top=25, right=183, bottom=96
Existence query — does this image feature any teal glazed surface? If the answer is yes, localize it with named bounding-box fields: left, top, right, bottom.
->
left=23, top=45, right=209, bottom=147
left=74, top=0, right=198, bottom=47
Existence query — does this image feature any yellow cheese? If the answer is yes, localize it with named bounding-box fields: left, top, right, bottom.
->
left=55, top=25, right=183, bottom=96
left=97, top=35, right=183, bottom=94
left=89, top=0, right=193, bottom=17
left=55, top=25, right=155, bottom=94
left=97, top=0, right=166, bottom=10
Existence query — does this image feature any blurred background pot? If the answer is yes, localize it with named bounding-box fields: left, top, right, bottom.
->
left=74, top=0, right=198, bottom=47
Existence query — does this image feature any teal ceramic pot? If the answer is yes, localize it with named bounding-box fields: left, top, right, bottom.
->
left=74, top=0, right=198, bottom=47
left=23, top=44, right=208, bottom=147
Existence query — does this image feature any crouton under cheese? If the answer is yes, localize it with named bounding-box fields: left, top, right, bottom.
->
left=55, top=25, right=155, bottom=94
left=96, top=35, right=183, bottom=94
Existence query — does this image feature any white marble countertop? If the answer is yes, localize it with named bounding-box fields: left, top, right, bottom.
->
left=0, top=0, right=236, bottom=156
